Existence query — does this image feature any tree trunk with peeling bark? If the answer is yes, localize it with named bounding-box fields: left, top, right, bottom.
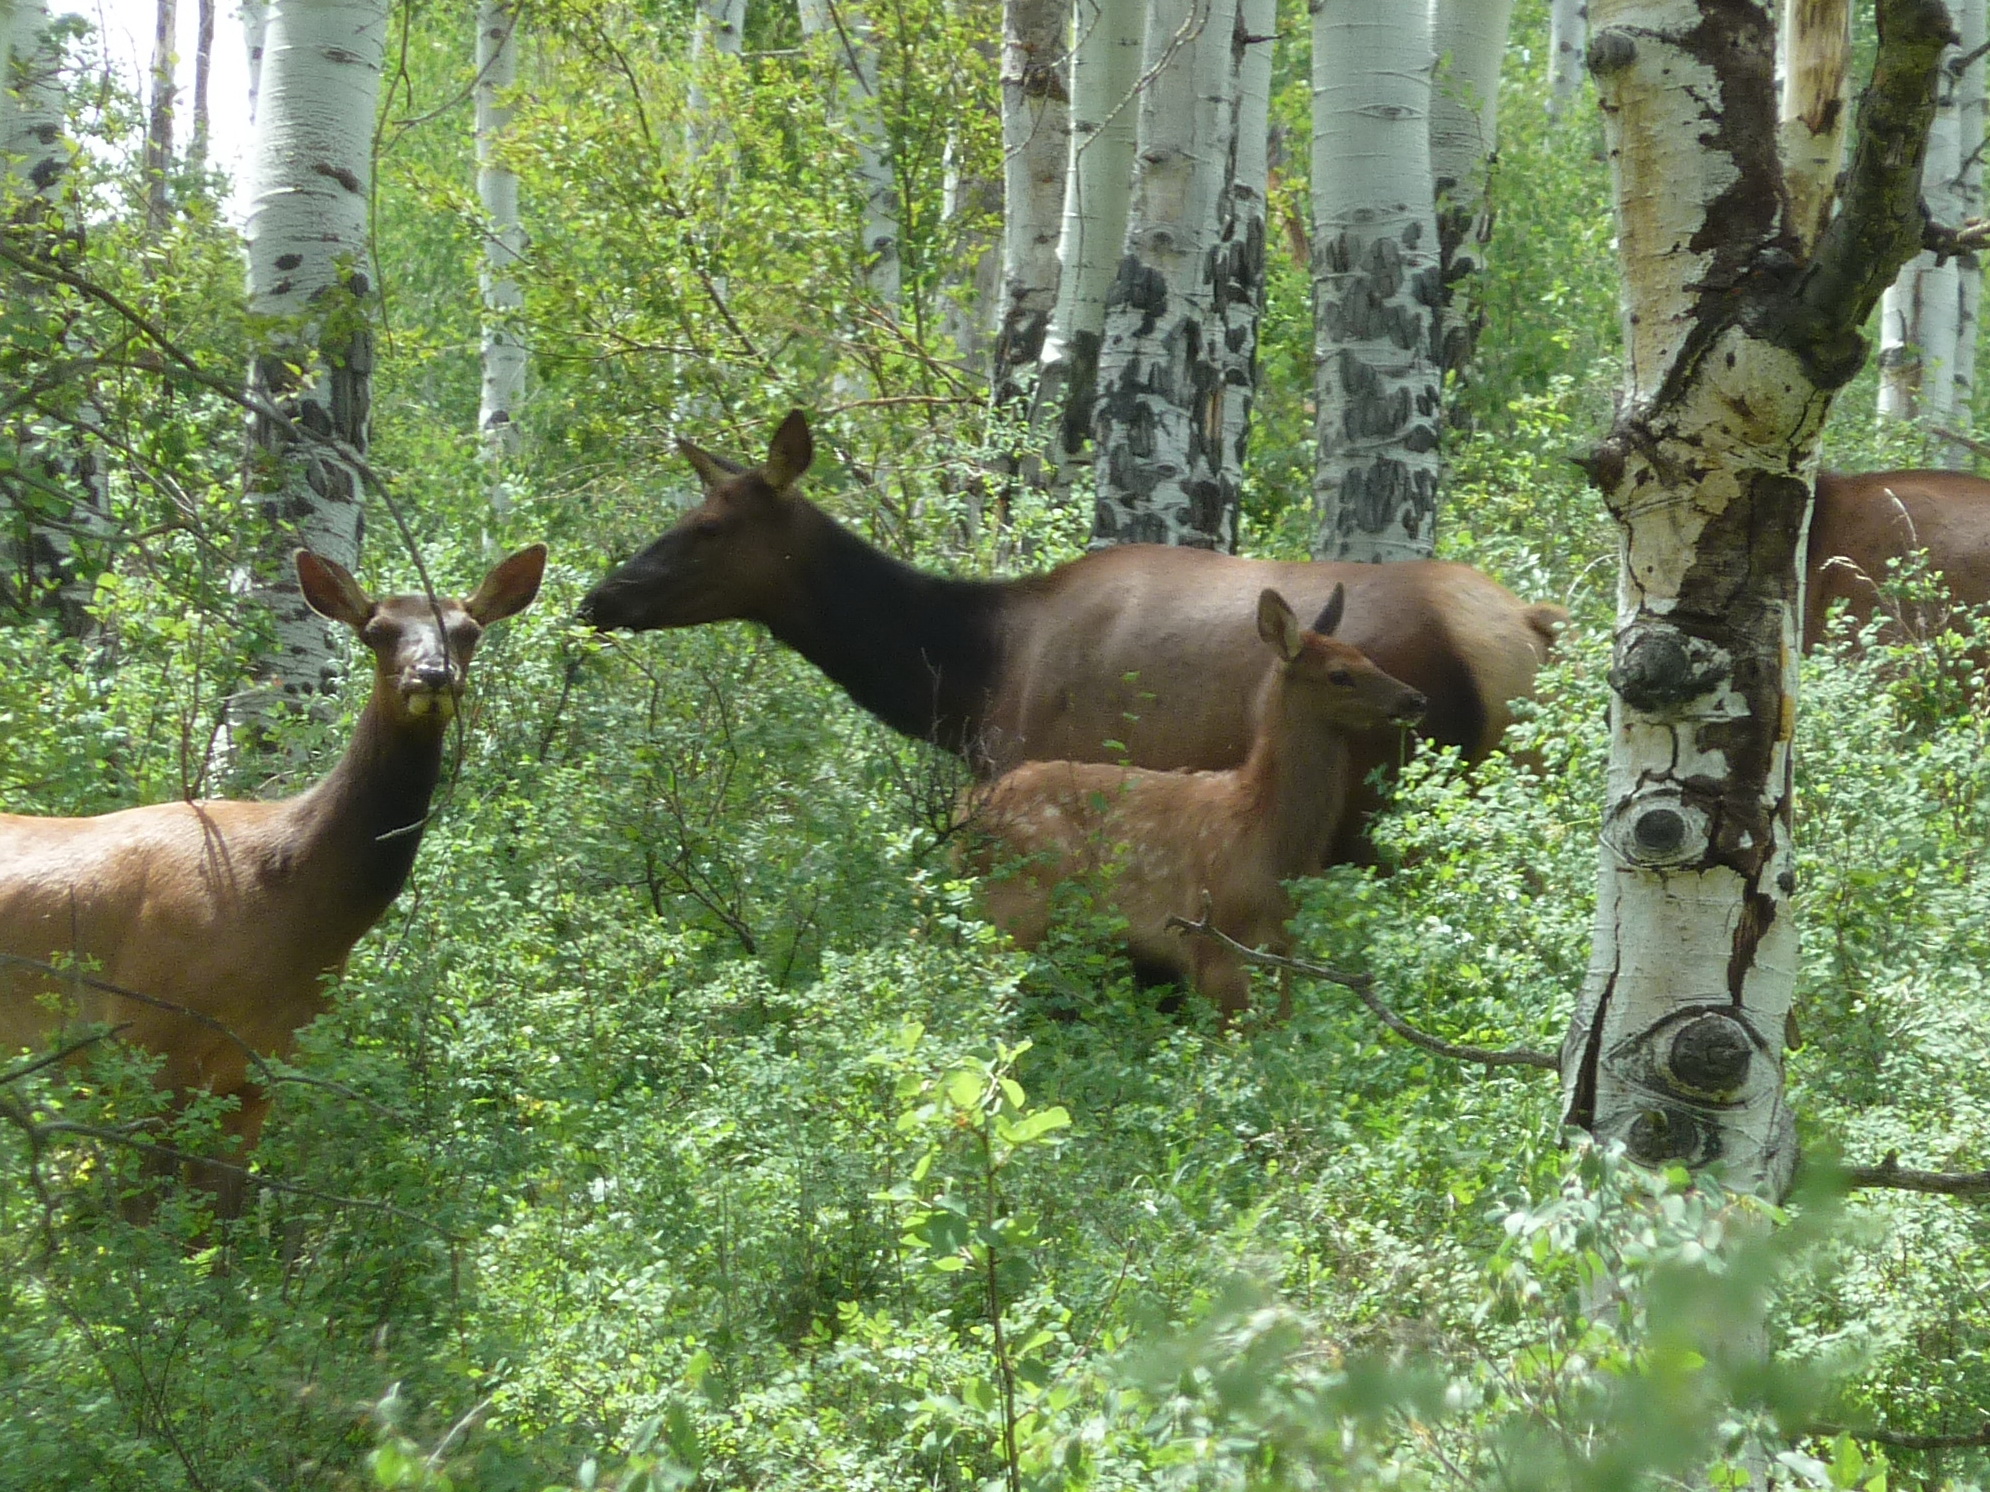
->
left=1779, top=0, right=1850, bottom=253
left=144, top=0, right=177, bottom=234
left=798, top=0, right=901, bottom=312
left=990, top=0, right=1069, bottom=408
left=476, top=0, right=526, bottom=499
left=1561, top=0, right=1951, bottom=1208
left=1880, top=17, right=1964, bottom=423
left=1213, top=0, right=1271, bottom=506
left=1429, top=0, right=1516, bottom=410
left=239, top=0, right=388, bottom=713
left=1034, top=0, right=1141, bottom=483
left=2, top=0, right=108, bottom=634
left=1309, top=0, right=1442, bottom=561
left=1090, top=0, right=1241, bottom=549
left=1549, top=0, right=1587, bottom=114
left=1951, top=0, right=1984, bottom=451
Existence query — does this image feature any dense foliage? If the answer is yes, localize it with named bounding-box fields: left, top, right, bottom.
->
left=3, top=2, right=1989, bottom=1488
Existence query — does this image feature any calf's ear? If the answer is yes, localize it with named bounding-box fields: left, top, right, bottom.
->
left=1256, top=588, right=1304, bottom=661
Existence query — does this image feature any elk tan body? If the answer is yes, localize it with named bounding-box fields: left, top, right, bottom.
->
left=0, top=544, right=545, bottom=1209
left=580, top=412, right=1564, bottom=863
left=1806, top=469, right=1990, bottom=647
left=967, top=588, right=1427, bottom=1018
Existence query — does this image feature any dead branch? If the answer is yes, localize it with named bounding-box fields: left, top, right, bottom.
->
left=1164, top=910, right=1560, bottom=1071
left=1922, top=214, right=1990, bottom=262
left=1808, top=1419, right=1990, bottom=1450
left=1840, top=1149, right=1990, bottom=1197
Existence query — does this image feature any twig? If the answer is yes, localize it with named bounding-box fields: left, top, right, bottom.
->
left=1164, top=909, right=1560, bottom=1072
left=9, top=1112, right=462, bottom=1237
left=1840, top=1149, right=1990, bottom=1197
left=0, top=952, right=409, bottom=1125
left=1809, top=1419, right=1990, bottom=1450
left=1928, top=423, right=1990, bottom=460
left=0, top=1025, right=132, bottom=1085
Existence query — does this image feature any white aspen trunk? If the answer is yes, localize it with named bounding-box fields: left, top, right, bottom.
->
left=990, top=0, right=1070, bottom=405
left=1564, top=0, right=1949, bottom=1217
left=1035, top=0, right=1142, bottom=480
left=1090, top=0, right=1241, bottom=548
left=1950, top=0, right=1985, bottom=450
left=1880, top=23, right=1963, bottom=423
left=191, top=0, right=214, bottom=165
left=145, top=0, right=178, bottom=232
left=476, top=0, right=526, bottom=495
left=1309, top=1, right=1442, bottom=562
left=243, top=0, right=268, bottom=125
left=1779, top=0, right=1850, bottom=254
left=240, top=0, right=387, bottom=704
left=3, top=0, right=107, bottom=634
left=1548, top=0, right=1587, bottom=114
left=1429, top=0, right=1516, bottom=406
left=688, top=0, right=744, bottom=126
left=798, top=0, right=901, bottom=311
left=940, top=118, right=1002, bottom=373
left=1213, top=0, right=1271, bottom=507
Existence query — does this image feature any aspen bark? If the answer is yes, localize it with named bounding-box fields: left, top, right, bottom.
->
left=1429, top=0, right=1516, bottom=401
left=191, top=0, right=213, bottom=165
left=144, top=0, right=177, bottom=233
left=1779, top=0, right=1850, bottom=254
left=1880, top=19, right=1963, bottom=422
left=1090, top=0, right=1241, bottom=549
left=798, top=0, right=901, bottom=310
left=244, top=0, right=268, bottom=124
left=688, top=0, right=745, bottom=128
left=1549, top=0, right=1587, bottom=114
left=1953, top=0, right=1985, bottom=444
left=1563, top=0, right=1950, bottom=1209
left=990, top=0, right=1070, bottom=407
left=240, top=0, right=388, bottom=706
left=1310, top=1, right=1442, bottom=562
left=2, top=0, right=107, bottom=634
left=1213, top=0, right=1271, bottom=506
left=476, top=0, right=526, bottom=491
left=1035, top=0, right=1142, bottom=479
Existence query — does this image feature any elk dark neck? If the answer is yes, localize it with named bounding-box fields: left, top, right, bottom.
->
left=291, top=688, right=448, bottom=928
left=1240, top=697, right=1354, bottom=878
left=763, top=509, right=1008, bottom=754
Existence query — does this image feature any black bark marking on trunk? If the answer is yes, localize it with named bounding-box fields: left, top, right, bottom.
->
left=1104, top=254, right=1169, bottom=339
left=1058, top=328, right=1103, bottom=462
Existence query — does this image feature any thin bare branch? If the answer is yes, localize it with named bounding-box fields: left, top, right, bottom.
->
left=1164, top=910, right=1560, bottom=1071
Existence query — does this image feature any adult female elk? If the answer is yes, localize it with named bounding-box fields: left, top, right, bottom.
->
left=0, top=544, right=545, bottom=1212
left=580, top=411, right=1564, bottom=863
left=1806, top=469, right=1990, bottom=647
left=967, top=586, right=1426, bottom=1018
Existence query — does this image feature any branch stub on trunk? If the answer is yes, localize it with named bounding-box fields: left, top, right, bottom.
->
left=1626, top=1107, right=1698, bottom=1164
left=1664, top=1011, right=1755, bottom=1100
left=1610, top=624, right=1730, bottom=714
left=1587, top=27, right=1638, bottom=75
left=1603, top=788, right=1711, bottom=867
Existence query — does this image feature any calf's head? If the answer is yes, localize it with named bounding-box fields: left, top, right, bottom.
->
left=1257, top=586, right=1429, bottom=729
left=297, top=545, right=548, bottom=725
left=579, top=410, right=816, bottom=632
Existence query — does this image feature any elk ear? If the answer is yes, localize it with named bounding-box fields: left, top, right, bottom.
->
left=296, top=550, right=372, bottom=629
left=762, top=409, right=815, bottom=489
left=678, top=438, right=746, bottom=492
left=466, top=543, right=548, bottom=625
left=1256, top=589, right=1304, bottom=661
left=1310, top=583, right=1346, bottom=638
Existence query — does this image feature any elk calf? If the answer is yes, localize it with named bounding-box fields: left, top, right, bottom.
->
left=0, top=544, right=546, bottom=1211
left=966, top=587, right=1427, bottom=1019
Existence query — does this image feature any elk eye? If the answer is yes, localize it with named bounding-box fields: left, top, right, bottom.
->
left=1328, top=670, right=1353, bottom=686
